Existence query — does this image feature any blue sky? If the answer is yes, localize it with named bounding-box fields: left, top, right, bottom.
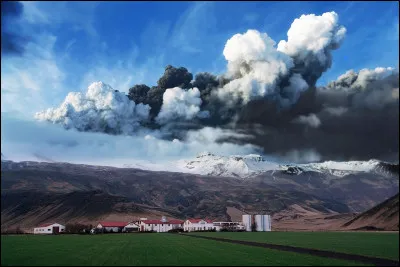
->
left=1, top=1, right=399, bottom=119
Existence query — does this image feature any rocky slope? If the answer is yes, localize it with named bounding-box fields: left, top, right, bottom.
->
left=342, top=193, right=399, bottom=231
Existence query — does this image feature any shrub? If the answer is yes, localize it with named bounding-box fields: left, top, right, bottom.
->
left=1, top=227, right=25, bottom=235
left=168, top=228, right=184, bottom=233
left=65, top=223, right=92, bottom=234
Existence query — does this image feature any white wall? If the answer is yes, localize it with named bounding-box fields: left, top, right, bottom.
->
left=184, top=220, right=215, bottom=232
left=33, top=223, right=65, bottom=234
left=139, top=222, right=183, bottom=232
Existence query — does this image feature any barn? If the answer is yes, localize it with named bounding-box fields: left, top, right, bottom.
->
left=34, top=223, right=65, bottom=234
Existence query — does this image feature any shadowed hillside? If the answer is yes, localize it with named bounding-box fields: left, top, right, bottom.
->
left=342, top=193, right=399, bottom=231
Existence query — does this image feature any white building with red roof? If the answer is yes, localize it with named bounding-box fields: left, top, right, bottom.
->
left=137, top=216, right=184, bottom=232
left=183, top=219, right=215, bottom=232
left=34, top=223, right=65, bottom=234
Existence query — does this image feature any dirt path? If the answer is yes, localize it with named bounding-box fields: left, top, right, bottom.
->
left=183, top=234, right=399, bottom=266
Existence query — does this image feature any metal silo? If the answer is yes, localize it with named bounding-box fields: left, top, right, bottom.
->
left=266, top=215, right=272, bottom=231
left=242, top=215, right=252, bottom=232
left=255, top=215, right=263, bottom=231
left=255, top=214, right=272, bottom=231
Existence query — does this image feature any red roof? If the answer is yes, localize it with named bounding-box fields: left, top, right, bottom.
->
left=98, top=221, right=128, bottom=227
left=141, top=219, right=183, bottom=225
left=38, top=223, right=57, bottom=227
left=187, top=218, right=213, bottom=223
left=169, top=219, right=184, bottom=224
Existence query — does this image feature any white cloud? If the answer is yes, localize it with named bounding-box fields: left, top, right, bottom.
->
left=156, top=87, right=204, bottom=124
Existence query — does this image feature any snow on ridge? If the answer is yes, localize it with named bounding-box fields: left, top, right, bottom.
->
left=177, top=153, right=384, bottom=178
left=177, top=152, right=280, bottom=178
left=1, top=150, right=387, bottom=178
left=300, top=159, right=380, bottom=173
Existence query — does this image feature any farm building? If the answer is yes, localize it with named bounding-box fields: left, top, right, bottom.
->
left=137, top=216, right=184, bottom=232
left=124, top=222, right=139, bottom=232
left=34, top=223, right=65, bottom=234
left=96, top=221, right=129, bottom=233
left=183, top=219, right=215, bottom=232
left=212, top=221, right=244, bottom=231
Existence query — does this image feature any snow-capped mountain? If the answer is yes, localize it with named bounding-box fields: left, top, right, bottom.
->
left=2, top=150, right=397, bottom=179
left=281, top=160, right=382, bottom=177
left=175, top=152, right=280, bottom=178
left=175, top=152, right=397, bottom=178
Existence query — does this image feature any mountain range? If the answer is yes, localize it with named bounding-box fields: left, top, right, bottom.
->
left=1, top=155, right=398, bottom=232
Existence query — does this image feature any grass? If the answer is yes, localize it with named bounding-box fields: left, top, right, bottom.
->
left=0, top=233, right=368, bottom=266
left=187, top=231, right=399, bottom=261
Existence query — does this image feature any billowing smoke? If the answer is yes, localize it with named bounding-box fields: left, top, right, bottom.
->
left=32, top=11, right=399, bottom=163
left=1, top=1, right=28, bottom=56
left=293, top=113, right=321, bottom=128
left=35, top=82, right=150, bottom=135
left=192, top=72, right=220, bottom=107
left=219, top=29, right=294, bottom=104
left=156, top=87, right=207, bottom=124
left=157, top=65, right=193, bottom=90
left=128, top=65, right=194, bottom=118
left=322, top=67, right=399, bottom=110
left=327, top=67, right=396, bottom=91
left=277, top=11, right=346, bottom=85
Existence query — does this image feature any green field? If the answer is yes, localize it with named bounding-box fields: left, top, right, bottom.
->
left=1, top=233, right=368, bottom=266
left=187, top=232, right=399, bottom=261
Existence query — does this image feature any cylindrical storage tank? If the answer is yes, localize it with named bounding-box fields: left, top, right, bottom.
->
left=266, top=215, right=272, bottom=231
left=242, top=215, right=252, bottom=232
left=255, top=215, right=271, bottom=231
left=255, top=215, right=263, bottom=231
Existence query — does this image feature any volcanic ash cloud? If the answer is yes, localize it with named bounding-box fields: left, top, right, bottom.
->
left=35, top=81, right=151, bottom=135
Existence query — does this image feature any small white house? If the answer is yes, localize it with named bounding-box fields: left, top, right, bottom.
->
left=183, top=219, right=215, bottom=232
left=34, top=223, right=65, bottom=234
left=138, top=216, right=184, bottom=232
